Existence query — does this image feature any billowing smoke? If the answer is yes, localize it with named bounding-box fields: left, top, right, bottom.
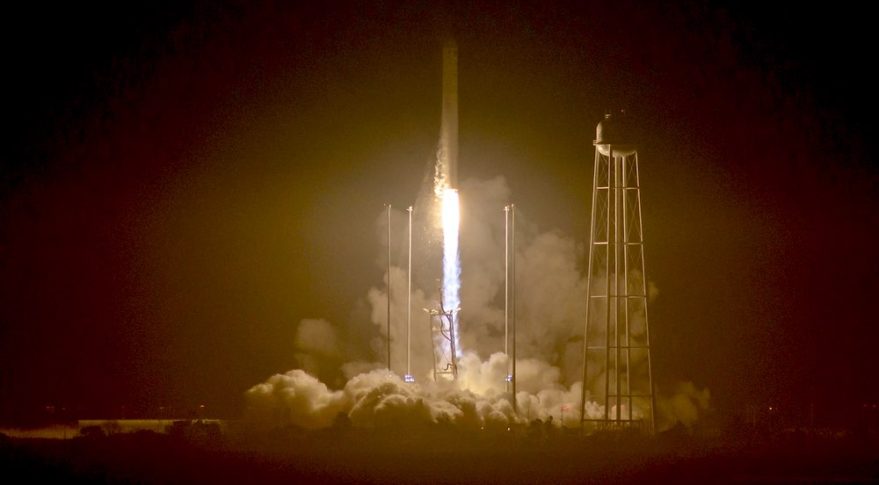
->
left=247, top=367, right=518, bottom=430
left=247, top=369, right=346, bottom=429
left=292, top=319, right=340, bottom=379
left=656, top=381, right=711, bottom=431
left=247, top=175, right=709, bottom=430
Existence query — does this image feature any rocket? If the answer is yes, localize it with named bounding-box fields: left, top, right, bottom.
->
left=440, top=40, right=458, bottom=189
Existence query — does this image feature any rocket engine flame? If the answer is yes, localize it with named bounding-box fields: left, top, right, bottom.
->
left=441, top=187, right=461, bottom=362
left=431, top=41, right=462, bottom=378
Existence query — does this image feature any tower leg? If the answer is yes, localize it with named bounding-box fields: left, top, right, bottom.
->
left=580, top=149, right=601, bottom=426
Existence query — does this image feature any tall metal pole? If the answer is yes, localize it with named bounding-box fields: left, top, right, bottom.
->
left=504, top=205, right=510, bottom=392
left=407, top=206, right=413, bottom=379
left=511, top=203, right=517, bottom=415
left=387, top=204, right=392, bottom=372
left=622, top=157, right=632, bottom=422
left=580, top=147, right=601, bottom=426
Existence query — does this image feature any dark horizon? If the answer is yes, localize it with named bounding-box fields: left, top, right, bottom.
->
left=1, top=1, right=877, bottom=425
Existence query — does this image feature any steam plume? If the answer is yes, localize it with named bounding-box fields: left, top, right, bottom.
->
left=247, top=176, right=709, bottom=430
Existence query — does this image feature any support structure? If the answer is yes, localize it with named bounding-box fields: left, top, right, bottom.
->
left=504, top=205, right=510, bottom=392
left=504, top=204, right=517, bottom=412
left=405, top=206, right=414, bottom=383
left=580, top=112, right=655, bottom=434
left=511, top=203, right=517, bottom=414
left=426, top=305, right=458, bottom=380
left=386, top=203, right=392, bottom=372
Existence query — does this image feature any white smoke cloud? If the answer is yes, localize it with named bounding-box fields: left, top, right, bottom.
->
left=295, top=318, right=340, bottom=358
left=245, top=369, right=346, bottom=429
left=247, top=175, right=708, bottom=431
left=247, top=368, right=520, bottom=429
left=246, top=365, right=600, bottom=430
left=657, top=381, right=711, bottom=431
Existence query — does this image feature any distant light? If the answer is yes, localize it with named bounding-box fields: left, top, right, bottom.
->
left=404, top=374, right=415, bottom=383
left=505, top=374, right=513, bottom=382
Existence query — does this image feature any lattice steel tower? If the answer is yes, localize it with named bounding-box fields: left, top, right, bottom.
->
left=579, top=111, right=656, bottom=433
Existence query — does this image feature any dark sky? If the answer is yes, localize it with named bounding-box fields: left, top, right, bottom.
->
left=1, top=1, right=877, bottom=420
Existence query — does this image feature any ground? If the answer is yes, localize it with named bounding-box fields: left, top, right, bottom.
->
left=2, top=423, right=877, bottom=483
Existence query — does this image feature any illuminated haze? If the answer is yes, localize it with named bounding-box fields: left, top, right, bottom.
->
left=246, top=164, right=708, bottom=429
left=2, top=2, right=876, bottom=427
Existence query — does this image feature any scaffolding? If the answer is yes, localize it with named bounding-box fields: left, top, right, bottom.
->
left=425, top=301, right=459, bottom=381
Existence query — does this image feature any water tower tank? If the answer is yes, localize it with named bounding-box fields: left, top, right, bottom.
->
left=594, top=111, right=636, bottom=157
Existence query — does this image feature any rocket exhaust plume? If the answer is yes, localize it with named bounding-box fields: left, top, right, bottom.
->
left=433, top=40, right=461, bottom=378
left=441, top=187, right=461, bottom=355
left=438, top=40, right=458, bottom=190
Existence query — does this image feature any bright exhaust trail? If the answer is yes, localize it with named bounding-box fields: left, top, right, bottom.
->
left=441, top=187, right=461, bottom=356
left=431, top=40, right=462, bottom=376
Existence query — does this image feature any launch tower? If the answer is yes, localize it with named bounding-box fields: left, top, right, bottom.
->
left=580, top=112, right=656, bottom=433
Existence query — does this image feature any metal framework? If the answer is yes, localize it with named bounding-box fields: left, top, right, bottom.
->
left=580, top=143, right=656, bottom=434
left=426, top=304, right=459, bottom=380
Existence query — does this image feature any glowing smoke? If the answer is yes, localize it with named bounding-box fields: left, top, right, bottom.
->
left=657, top=381, right=711, bottom=430
left=247, top=174, right=709, bottom=430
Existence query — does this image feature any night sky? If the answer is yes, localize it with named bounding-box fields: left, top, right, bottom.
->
left=1, top=1, right=876, bottom=421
